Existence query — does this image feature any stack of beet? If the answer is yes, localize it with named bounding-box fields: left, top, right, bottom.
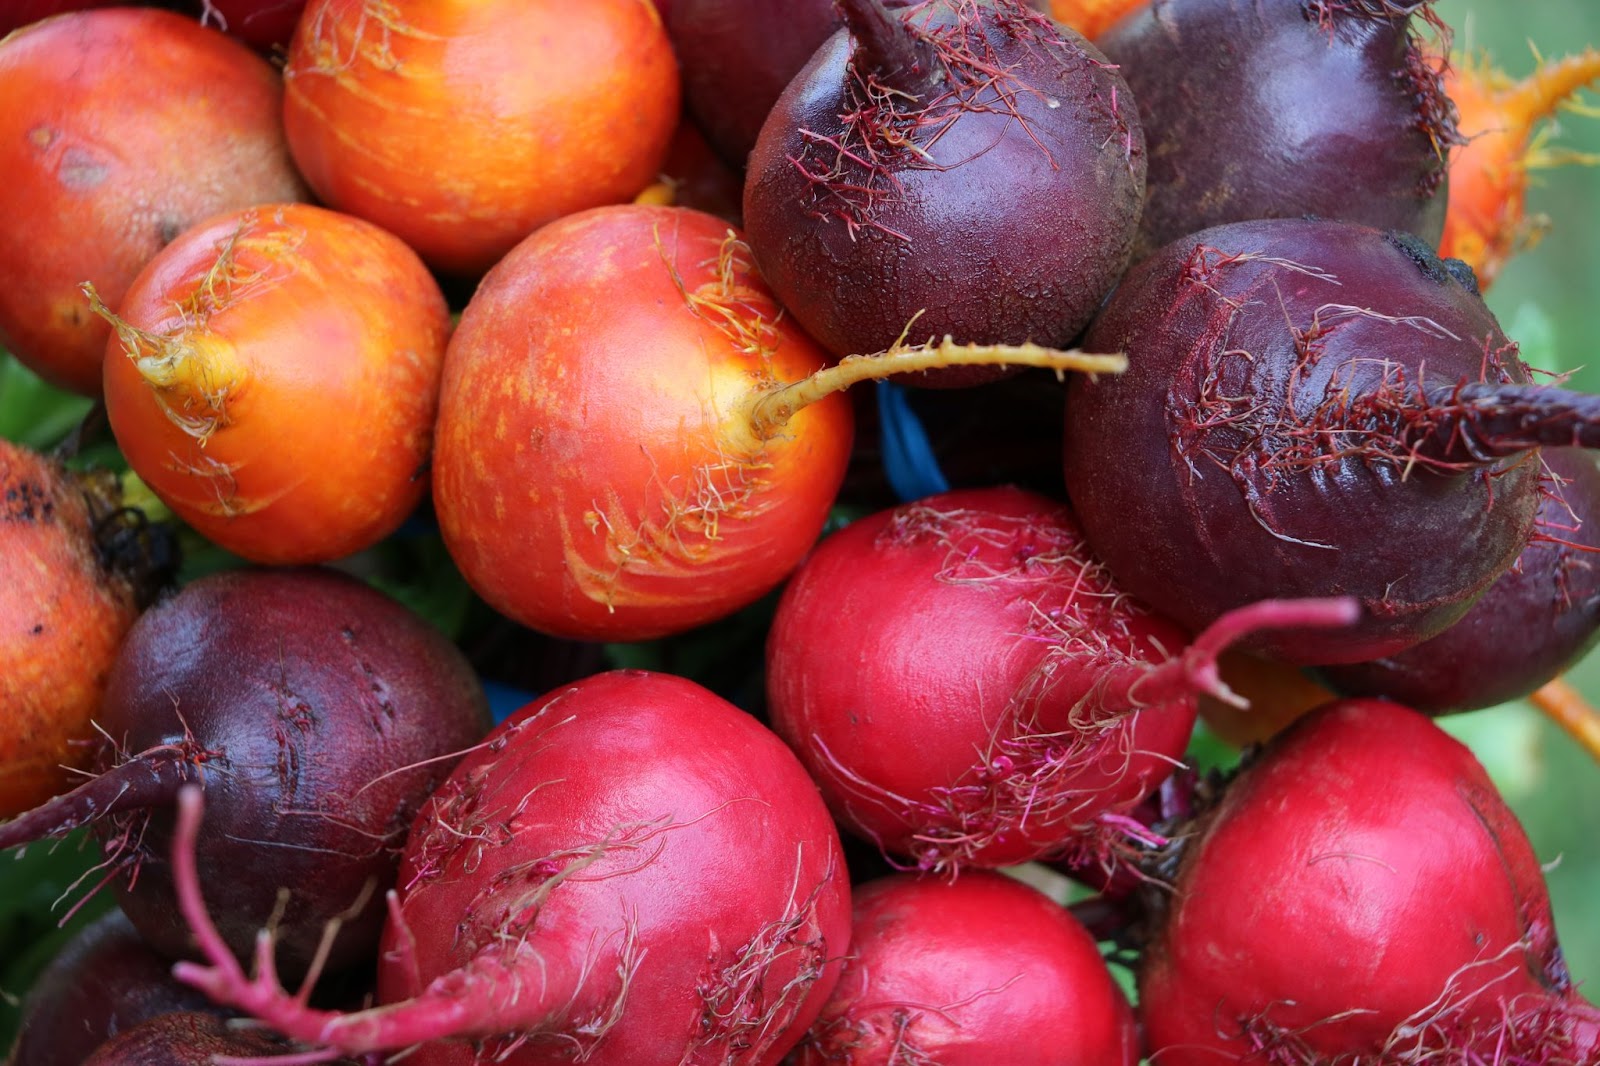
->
left=2, top=0, right=1598, bottom=1063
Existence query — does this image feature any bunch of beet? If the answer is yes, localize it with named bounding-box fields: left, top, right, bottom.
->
left=2, top=0, right=1600, bottom=1064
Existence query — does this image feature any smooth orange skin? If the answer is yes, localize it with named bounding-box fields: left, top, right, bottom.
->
left=434, top=204, right=853, bottom=642
left=283, top=0, right=680, bottom=277
left=103, top=203, right=451, bottom=565
left=1049, top=0, right=1147, bottom=39
left=0, top=443, right=138, bottom=818
left=0, top=9, right=307, bottom=395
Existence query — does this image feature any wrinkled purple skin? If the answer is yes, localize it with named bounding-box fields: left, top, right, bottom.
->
left=94, top=568, right=490, bottom=978
left=80, top=1011, right=359, bottom=1066
left=8, top=909, right=218, bottom=1066
left=744, top=0, right=1146, bottom=385
left=1098, top=0, right=1455, bottom=261
left=668, top=0, right=850, bottom=169
left=1063, top=218, right=1538, bottom=666
left=1319, top=448, right=1600, bottom=710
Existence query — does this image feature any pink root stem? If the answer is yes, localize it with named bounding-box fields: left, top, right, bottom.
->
left=169, top=787, right=584, bottom=1058
left=1123, top=597, right=1361, bottom=711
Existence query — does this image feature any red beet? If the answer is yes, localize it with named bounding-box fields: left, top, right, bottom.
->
left=1140, top=699, right=1600, bottom=1063
left=794, top=872, right=1139, bottom=1065
left=195, top=0, right=307, bottom=51
left=0, top=567, right=491, bottom=979
left=1098, top=0, right=1459, bottom=259
left=1320, top=447, right=1600, bottom=710
left=765, top=486, right=1356, bottom=873
left=743, top=0, right=1145, bottom=382
left=1062, top=218, right=1600, bottom=666
left=170, top=670, right=852, bottom=1065
left=8, top=909, right=217, bottom=1066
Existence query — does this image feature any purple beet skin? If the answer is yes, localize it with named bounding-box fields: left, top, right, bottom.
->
left=744, top=0, right=1145, bottom=384
left=8, top=909, right=218, bottom=1066
left=80, top=1010, right=358, bottom=1066
left=1319, top=448, right=1600, bottom=710
left=1098, top=0, right=1459, bottom=260
left=1064, top=219, right=1600, bottom=666
left=0, top=567, right=492, bottom=980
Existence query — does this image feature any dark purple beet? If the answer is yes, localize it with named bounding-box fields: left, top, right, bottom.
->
left=8, top=909, right=217, bottom=1066
left=1318, top=448, right=1600, bottom=710
left=1098, top=0, right=1459, bottom=260
left=743, top=0, right=1145, bottom=385
left=667, top=0, right=848, bottom=169
left=1062, top=218, right=1600, bottom=666
left=0, top=567, right=491, bottom=980
left=80, top=1011, right=358, bottom=1066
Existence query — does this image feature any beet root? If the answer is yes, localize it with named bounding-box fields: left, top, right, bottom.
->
left=170, top=670, right=852, bottom=1066
left=1098, top=0, right=1459, bottom=259
left=8, top=908, right=218, bottom=1066
left=1319, top=448, right=1600, bottom=711
left=81, top=1010, right=359, bottom=1066
left=794, top=872, right=1139, bottom=1065
left=0, top=567, right=491, bottom=979
left=1139, top=699, right=1600, bottom=1064
left=743, top=0, right=1145, bottom=382
left=766, top=486, right=1357, bottom=873
left=1061, top=217, right=1600, bottom=666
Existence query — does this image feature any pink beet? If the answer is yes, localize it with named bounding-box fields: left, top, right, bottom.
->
left=1140, top=699, right=1600, bottom=1064
left=795, top=871, right=1139, bottom=1065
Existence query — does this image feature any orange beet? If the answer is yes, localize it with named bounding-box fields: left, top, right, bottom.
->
left=0, top=9, right=307, bottom=395
left=1441, top=47, right=1600, bottom=289
left=433, top=205, right=854, bottom=642
left=1195, top=650, right=1337, bottom=748
left=0, top=442, right=141, bottom=817
left=1048, top=0, right=1146, bottom=39
left=283, top=0, right=680, bottom=276
left=99, top=203, right=450, bottom=564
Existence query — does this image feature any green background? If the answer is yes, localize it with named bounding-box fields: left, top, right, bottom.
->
left=0, top=0, right=1598, bottom=1048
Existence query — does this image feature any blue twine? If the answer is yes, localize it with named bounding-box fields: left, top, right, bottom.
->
left=877, top=379, right=952, bottom=502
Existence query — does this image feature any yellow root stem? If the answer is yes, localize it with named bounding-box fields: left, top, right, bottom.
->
left=1500, top=47, right=1600, bottom=131
left=1529, top=675, right=1600, bottom=768
left=746, top=336, right=1126, bottom=439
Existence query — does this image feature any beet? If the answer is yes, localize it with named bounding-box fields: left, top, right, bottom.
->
left=80, top=1011, right=358, bottom=1066
left=8, top=909, right=217, bottom=1066
left=1139, top=699, right=1600, bottom=1063
left=668, top=0, right=849, bottom=168
left=743, top=0, right=1145, bottom=382
left=1098, top=0, right=1459, bottom=259
left=0, top=567, right=491, bottom=979
left=1319, top=447, right=1600, bottom=710
left=794, top=872, right=1139, bottom=1064
left=1061, top=217, right=1600, bottom=666
left=766, top=485, right=1356, bottom=873
left=170, top=670, right=852, bottom=1065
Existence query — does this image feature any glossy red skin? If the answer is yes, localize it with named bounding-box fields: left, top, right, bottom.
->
left=0, top=8, right=307, bottom=394
left=795, top=872, right=1139, bottom=1065
left=668, top=0, right=845, bottom=168
left=766, top=486, right=1198, bottom=872
left=284, top=0, right=679, bottom=276
left=744, top=2, right=1145, bottom=378
left=1320, top=448, right=1600, bottom=712
left=97, top=568, right=490, bottom=977
left=193, top=0, right=308, bottom=51
left=1064, top=218, right=1538, bottom=666
left=9, top=909, right=218, bottom=1066
left=377, top=670, right=852, bottom=1066
left=433, top=204, right=852, bottom=642
left=1099, top=0, right=1453, bottom=260
left=1141, top=700, right=1593, bottom=1064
